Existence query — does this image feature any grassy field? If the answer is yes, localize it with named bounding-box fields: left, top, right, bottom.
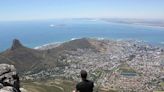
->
left=21, top=79, right=115, bottom=92
left=21, top=79, right=75, bottom=92
left=153, top=82, right=164, bottom=92
left=119, top=63, right=136, bottom=73
left=160, top=82, right=164, bottom=87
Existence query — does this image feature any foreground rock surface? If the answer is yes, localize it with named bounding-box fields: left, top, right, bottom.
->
left=0, top=64, right=21, bottom=92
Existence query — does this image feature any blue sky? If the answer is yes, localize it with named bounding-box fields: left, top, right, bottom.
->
left=0, top=0, right=164, bottom=21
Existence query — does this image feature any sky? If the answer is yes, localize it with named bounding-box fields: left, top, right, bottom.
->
left=0, top=0, right=164, bottom=21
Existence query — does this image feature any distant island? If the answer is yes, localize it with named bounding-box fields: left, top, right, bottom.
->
left=101, top=18, right=164, bottom=28
left=49, top=24, right=66, bottom=28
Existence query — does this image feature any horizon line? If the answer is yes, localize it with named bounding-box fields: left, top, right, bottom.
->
left=0, top=17, right=164, bottom=22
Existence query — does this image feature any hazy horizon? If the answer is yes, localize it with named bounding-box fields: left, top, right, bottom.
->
left=0, top=0, right=164, bottom=21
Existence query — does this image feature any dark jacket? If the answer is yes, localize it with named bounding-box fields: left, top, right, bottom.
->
left=76, top=80, right=94, bottom=92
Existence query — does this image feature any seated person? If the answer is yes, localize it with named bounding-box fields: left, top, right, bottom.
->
left=73, top=70, right=94, bottom=92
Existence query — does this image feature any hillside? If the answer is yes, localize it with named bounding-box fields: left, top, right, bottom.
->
left=0, top=39, right=48, bottom=73
left=0, top=38, right=98, bottom=73
left=45, top=38, right=98, bottom=60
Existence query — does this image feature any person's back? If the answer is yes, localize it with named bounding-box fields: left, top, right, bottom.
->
left=74, top=70, right=94, bottom=92
left=76, top=79, right=94, bottom=92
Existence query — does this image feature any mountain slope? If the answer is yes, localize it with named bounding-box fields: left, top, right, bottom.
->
left=0, top=38, right=98, bottom=73
left=46, top=38, right=98, bottom=59
left=0, top=39, right=46, bottom=72
left=50, top=38, right=96, bottom=52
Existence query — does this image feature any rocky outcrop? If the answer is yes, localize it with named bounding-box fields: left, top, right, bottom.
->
left=0, top=64, right=20, bottom=92
left=11, top=39, right=24, bottom=50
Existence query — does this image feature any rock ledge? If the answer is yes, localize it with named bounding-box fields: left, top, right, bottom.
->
left=0, top=64, right=21, bottom=92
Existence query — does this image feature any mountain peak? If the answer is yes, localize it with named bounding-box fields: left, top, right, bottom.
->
left=11, top=39, right=23, bottom=50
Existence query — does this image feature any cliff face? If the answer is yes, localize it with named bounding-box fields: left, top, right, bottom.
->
left=0, top=64, right=21, bottom=92
left=11, top=39, right=24, bottom=51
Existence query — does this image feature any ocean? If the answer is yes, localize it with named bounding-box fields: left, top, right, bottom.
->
left=0, top=19, right=164, bottom=52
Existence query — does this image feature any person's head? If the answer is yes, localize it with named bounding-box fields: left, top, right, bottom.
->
left=80, top=70, right=87, bottom=80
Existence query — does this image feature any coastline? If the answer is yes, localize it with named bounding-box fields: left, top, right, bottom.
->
left=33, top=37, right=104, bottom=50
left=34, top=42, right=62, bottom=50
left=34, top=38, right=80, bottom=50
left=33, top=37, right=155, bottom=50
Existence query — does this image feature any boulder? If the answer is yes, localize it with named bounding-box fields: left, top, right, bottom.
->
left=0, top=64, right=21, bottom=92
left=0, top=86, right=17, bottom=92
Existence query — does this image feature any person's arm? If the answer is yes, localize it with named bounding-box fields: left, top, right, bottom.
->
left=92, top=82, right=94, bottom=88
left=72, top=89, right=79, bottom=92
left=91, top=81, right=94, bottom=92
left=73, top=83, right=79, bottom=92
